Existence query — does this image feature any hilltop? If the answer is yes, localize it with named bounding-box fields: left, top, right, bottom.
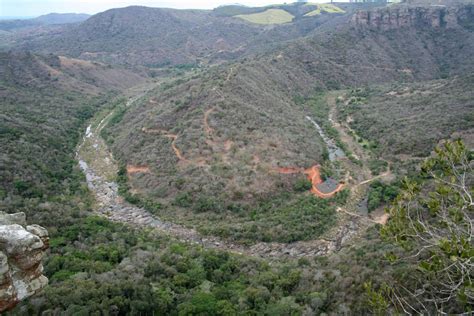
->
left=0, top=13, right=90, bottom=31
left=12, top=3, right=348, bottom=67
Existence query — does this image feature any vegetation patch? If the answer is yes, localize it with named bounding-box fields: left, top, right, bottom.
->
left=201, top=195, right=337, bottom=243
left=337, top=77, right=474, bottom=159
left=367, top=180, right=400, bottom=212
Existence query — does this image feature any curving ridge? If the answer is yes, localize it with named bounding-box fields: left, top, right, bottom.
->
left=77, top=100, right=368, bottom=259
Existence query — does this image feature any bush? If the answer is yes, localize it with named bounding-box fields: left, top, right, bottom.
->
left=174, top=192, right=193, bottom=207
left=293, top=177, right=312, bottom=192
left=367, top=181, right=400, bottom=212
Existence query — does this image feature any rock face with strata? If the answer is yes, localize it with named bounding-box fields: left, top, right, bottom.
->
left=0, top=212, right=48, bottom=312
left=351, top=4, right=474, bottom=30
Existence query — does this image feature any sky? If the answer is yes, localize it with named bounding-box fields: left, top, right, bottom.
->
left=0, top=0, right=328, bottom=18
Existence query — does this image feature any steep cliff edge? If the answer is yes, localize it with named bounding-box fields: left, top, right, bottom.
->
left=352, top=4, right=474, bottom=30
left=0, top=212, right=48, bottom=312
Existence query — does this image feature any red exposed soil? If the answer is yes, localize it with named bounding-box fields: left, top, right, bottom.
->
left=142, top=94, right=343, bottom=198
left=164, top=134, right=187, bottom=162
left=142, top=127, right=188, bottom=163
left=277, top=165, right=344, bottom=199
left=126, top=165, right=151, bottom=174
left=276, top=167, right=304, bottom=174
left=142, top=128, right=343, bottom=198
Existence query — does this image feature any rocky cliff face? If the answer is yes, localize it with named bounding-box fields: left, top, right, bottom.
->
left=0, top=212, right=48, bottom=312
left=351, top=4, right=474, bottom=30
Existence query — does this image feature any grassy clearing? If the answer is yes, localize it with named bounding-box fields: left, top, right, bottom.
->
left=236, top=9, right=294, bottom=24
left=213, top=5, right=265, bottom=17
left=319, top=4, right=345, bottom=13
left=304, top=4, right=345, bottom=16
left=304, top=8, right=322, bottom=16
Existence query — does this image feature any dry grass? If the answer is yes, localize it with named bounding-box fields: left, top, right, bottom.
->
left=236, top=9, right=294, bottom=24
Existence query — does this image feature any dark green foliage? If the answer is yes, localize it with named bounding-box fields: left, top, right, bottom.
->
left=0, top=80, right=105, bottom=204
left=173, top=192, right=193, bottom=207
left=293, top=177, right=312, bottom=192
left=116, top=164, right=162, bottom=213
left=379, top=141, right=473, bottom=313
left=16, top=225, right=399, bottom=315
left=45, top=216, right=139, bottom=283
left=331, top=188, right=350, bottom=205
left=3, top=5, right=474, bottom=315
left=202, top=195, right=337, bottom=243
left=367, top=181, right=400, bottom=212
left=195, top=196, right=221, bottom=213
left=368, top=159, right=388, bottom=176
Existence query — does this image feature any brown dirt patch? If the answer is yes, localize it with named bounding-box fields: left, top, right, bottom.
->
left=142, top=127, right=187, bottom=163
left=276, top=165, right=344, bottom=198
left=126, top=165, right=151, bottom=174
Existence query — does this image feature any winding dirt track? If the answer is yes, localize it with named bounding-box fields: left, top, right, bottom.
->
left=126, top=165, right=151, bottom=174
left=141, top=127, right=188, bottom=162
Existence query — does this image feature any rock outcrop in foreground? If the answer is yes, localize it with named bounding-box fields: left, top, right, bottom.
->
left=0, top=212, right=48, bottom=312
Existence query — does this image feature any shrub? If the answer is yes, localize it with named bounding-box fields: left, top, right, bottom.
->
left=293, top=177, right=312, bottom=192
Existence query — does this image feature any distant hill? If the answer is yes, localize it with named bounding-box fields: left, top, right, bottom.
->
left=14, top=4, right=349, bottom=67
left=33, top=13, right=90, bottom=24
left=0, top=13, right=90, bottom=32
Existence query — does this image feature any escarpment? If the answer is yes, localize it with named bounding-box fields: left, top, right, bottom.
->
left=0, top=212, right=49, bottom=312
left=352, top=3, right=474, bottom=30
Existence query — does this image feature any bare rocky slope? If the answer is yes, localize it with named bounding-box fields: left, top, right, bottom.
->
left=352, top=2, right=474, bottom=29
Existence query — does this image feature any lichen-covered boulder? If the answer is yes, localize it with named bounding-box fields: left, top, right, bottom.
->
left=0, top=212, right=49, bottom=312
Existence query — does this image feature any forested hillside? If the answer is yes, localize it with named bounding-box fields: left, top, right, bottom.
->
left=0, top=51, right=145, bottom=220
left=12, top=3, right=349, bottom=67
left=338, top=76, right=474, bottom=159
left=102, top=3, right=474, bottom=244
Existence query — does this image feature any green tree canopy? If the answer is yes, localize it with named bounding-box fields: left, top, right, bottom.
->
left=380, top=140, right=473, bottom=314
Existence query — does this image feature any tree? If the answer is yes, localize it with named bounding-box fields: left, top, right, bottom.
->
left=380, top=140, right=473, bottom=314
